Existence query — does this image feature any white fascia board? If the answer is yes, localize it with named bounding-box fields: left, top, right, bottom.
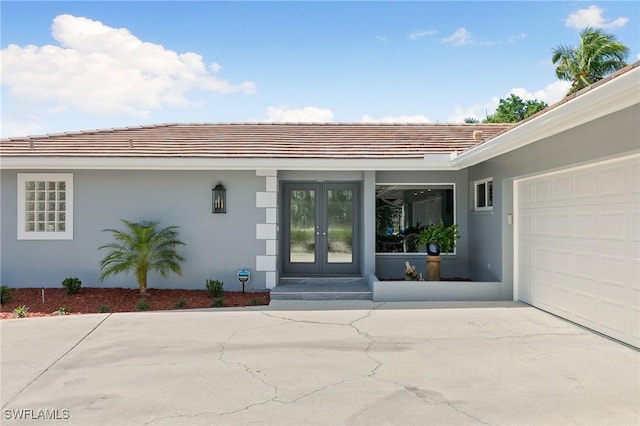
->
left=452, top=66, right=640, bottom=168
left=0, top=157, right=457, bottom=171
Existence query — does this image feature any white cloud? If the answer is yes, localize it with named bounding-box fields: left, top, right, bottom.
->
left=0, top=14, right=256, bottom=117
left=447, top=105, right=487, bottom=123
left=264, top=106, right=334, bottom=122
left=442, top=27, right=527, bottom=47
left=360, top=114, right=431, bottom=123
left=376, top=35, right=388, bottom=42
left=509, top=81, right=572, bottom=105
left=442, top=28, right=474, bottom=46
left=409, top=29, right=438, bottom=40
left=565, top=5, right=629, bottom=29
left=447, top=80, right=572, bottom=123
left=507, top=33, right=527, bottom=43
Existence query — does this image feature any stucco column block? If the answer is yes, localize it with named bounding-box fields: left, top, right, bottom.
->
left=265, top=207, right=277, bottom=224
left=265, top=271, right=277, bottom=289
left=266, top=176, right=278, bottom=192
left=256, top=255, right=276, bottom=271
left=266, top=240, right=277, bottom=255
left=256, top=223, right=276, bottom=240
left=256, top=192, right=277, bottom=208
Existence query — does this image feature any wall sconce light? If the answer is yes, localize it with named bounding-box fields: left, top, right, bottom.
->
left=212, top=182, right=226, bottom=214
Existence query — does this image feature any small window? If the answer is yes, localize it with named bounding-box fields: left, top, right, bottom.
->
left=17, top=173, right=73, bottom=240
left=474, top=178, right=493, bottom=211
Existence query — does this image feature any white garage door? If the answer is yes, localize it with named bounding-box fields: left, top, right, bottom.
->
left=516, top=154, right=639, bottom=348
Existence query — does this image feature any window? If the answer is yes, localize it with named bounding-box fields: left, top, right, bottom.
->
left=474, top=178, right=493, bottom=211
left=376, top=184, right=455, bottom=253
left=18, top=173, right=73, bottom=240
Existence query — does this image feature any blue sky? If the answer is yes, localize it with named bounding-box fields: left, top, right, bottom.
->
left=1, top=1, right=638, bottom=137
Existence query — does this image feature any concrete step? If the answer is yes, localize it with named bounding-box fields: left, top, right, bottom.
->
left=271, top=276, right=372, bottom=301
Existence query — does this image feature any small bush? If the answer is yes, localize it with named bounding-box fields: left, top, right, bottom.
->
left=205, top=279, right=224, bottom=298
left=62, top=277, right=82, bottom=295
left=1, top=285, right=13, bottom=304
left=174, top=299, right=187, bottom=309
left=98, top=304, right=110, bottom=313
left=249, top=298, right=261, bottom=306
left=210, top=298, right=224, bottom=308
left=135, top=300, right=149, bottom=311
left=13, top=305, right=28, bottom=318
left=55, top=306, right=70, bottom=315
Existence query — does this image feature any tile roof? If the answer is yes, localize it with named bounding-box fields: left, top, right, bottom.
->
left=0, top=123, right=513, bottom=159
left=3, top=61, right=636, bottom=162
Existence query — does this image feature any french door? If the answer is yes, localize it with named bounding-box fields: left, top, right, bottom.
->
left=282, top=182, right=359, bottom=275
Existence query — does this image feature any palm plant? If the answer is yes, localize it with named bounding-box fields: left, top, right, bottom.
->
left=99, top=220, right=186, bottom=295
left=552, top=27, right=629, bottom=96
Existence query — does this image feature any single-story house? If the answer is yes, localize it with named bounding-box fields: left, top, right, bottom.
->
left=1, top=62, right=638, bottom=347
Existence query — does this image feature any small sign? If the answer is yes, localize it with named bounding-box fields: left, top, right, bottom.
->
left=237, top=269, right=250, bottom=284
left=237, top=270, right=250, bottom=293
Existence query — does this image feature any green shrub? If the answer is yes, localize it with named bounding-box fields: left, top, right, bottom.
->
left=13, top=305, right=28, bottom=318
left=61, top=277, right=82, bottom=295
left=174, top=299, right=187, bottom=309
left=55, top=306, right=70, bottom=315
left=205, top=279, right=224, bottom=298
left=1, top=285, right=13, bottom=304
left=135, top=300, right=149, bottom=311
left=98, top=304, right=110, bottom=313
left=210, top=298, right=224, bottom=308
left=250, top=298, right=261, bottom=306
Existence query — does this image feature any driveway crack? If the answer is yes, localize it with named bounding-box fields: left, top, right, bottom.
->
left=1, top=314, right=112, bottom=410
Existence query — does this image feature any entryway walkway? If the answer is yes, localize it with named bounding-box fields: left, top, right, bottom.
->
left=270, top=276, right=372, bottom=300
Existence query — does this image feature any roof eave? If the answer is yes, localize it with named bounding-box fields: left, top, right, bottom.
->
left=451, top=65, right=639, bottom=169
left=0, top=157, right=462, bottom=171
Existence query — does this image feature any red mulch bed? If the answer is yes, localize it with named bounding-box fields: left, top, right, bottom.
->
left=0, top=287, right=270, bottom=319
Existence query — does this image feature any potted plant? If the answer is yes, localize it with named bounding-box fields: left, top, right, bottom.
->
left=417, top=221, right=460, bottom=256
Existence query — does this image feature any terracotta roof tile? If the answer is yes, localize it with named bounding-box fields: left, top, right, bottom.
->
left=0, top=123, right=513, bottom=159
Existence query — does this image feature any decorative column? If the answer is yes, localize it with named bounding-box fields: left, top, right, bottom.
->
left=255, top=170, right=278, bottom=289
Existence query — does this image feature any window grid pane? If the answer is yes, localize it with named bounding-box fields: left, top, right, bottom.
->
left=477, top=183, right=486, bottom=208
left=24, top=180, right=67, bottom=233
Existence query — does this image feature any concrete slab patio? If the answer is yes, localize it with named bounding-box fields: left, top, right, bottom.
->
left=1, top=302, right=638, bottom=425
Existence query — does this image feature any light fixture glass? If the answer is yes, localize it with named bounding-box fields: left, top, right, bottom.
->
left=212, top=182, right=226, bottom=213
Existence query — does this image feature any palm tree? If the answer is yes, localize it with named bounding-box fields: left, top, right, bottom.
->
left=99, top=220, right=186, bottom=294
left=552, top=27, right=629, bottom=96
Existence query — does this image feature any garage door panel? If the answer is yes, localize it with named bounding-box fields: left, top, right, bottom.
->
left=553, top=249, right=573, bottom=276
left=631, top=162, right=640, bottom=193
left=574, top=212, right=598, bottom=239
left=600, top=211, right=628, bottom=241
left=574, top=252, right=599, bottom=280
left=631, top=261, right=640, bottom=290
left=632, top=211, right=640, bottom=242
left=517, top=154, right=640, bottom=348
left=534, top=278, right=555, bottom=308
left=600, top=166, right=628, bottom=196
left=574, top=171, right=598, bottom=199
left=600, top=256, right=631, bottom=287
left=553, top=213, right=573, bottom=237
left=553, top=175, right=573, bottom=200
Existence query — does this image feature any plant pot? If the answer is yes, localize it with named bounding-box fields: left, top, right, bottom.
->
left=426, top=243, right=440, bottom=256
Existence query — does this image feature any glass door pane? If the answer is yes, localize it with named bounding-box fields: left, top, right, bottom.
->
left=326, top=188, right=353, bottom=264
left=289, top=189, right=316, bottom=263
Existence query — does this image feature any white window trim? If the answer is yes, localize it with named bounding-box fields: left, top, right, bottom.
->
left=17, top=173, right=74, bottom=240
left=474, top=177, right=493, bottom=211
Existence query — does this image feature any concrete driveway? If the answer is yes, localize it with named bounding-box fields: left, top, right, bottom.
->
left=1, top=301, right=638, bottom=425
